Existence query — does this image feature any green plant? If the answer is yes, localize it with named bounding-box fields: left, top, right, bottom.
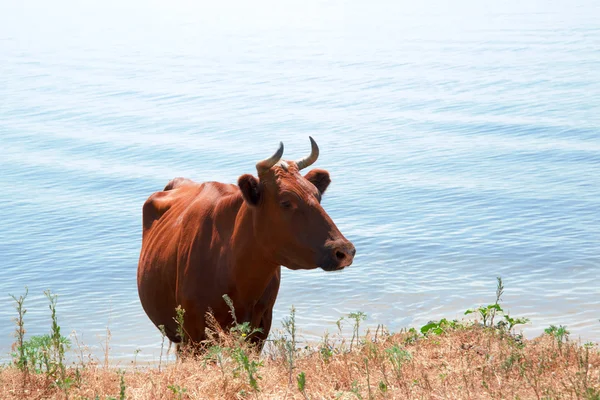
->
left=386, top=345, right=412, bottom=383
left=544, top=325, right=569, bottom=352
left=348, top=312, right=367, bottom=351
left=465, top=303, right=503, bottom=327
left=10, top=287, right=28, bottom=374
left=44, top=290, right=72, bottom=395
left=465, top=277, right=504, bottom=327
left=364, top=357, right=374, bottom=400
left=118, top=370, right=126, bottom=400
left=404, top=327, right=420, bottom=344
left=17, top=334, right=68, bottom=374
left=336, top=316, right=344, bottom=334
left=167, top=383, right=187, bottom=400
left=585, top=388, right=600, bottom=400
left=297, top=371, right=308, bottom=399
left=282, top=306, right=298, bottom=385
left=230, top=320, right=261, bottom=341
left=502, top=314, right=530, bottom=333
left=74, top=366, right=82, bottom=388
left=232, top=346, right=263, bottom=392
left=174, top=305, right=186, bottom=344
left=464, top=277, right=529, bottom=335
left=219, top=295, right=264, bottom=392
left=222, top=294, right=237, bottom=323
left=222, top=294, right=262, bottom=343
left=350, top=380, right=363, bottom=399
left=319, top=331, right=334, bottom=363
left=577, top=345, right=595, bottom=398
left=205, top=345, right=226, bottom=376
left=420, top=318, right=459, bottom=336
left=378, top=381, right=388, bottom=393
left=501, top=351, right=522, bottom=374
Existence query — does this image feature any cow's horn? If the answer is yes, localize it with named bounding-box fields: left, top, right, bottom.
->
left=256, top=141, right=284, bottom=173
left=296, top=136, right=319, bottom=170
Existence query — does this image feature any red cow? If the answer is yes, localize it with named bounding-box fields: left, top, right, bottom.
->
left=137, top=137, right=355, bottom=348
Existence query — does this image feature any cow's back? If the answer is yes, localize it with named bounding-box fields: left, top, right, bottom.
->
left=137, top=178, right=241, bottom=341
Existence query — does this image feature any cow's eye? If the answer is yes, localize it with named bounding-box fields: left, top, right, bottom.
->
left=280, top=200, right=292, bottom=209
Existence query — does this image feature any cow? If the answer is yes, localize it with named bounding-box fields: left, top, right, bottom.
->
left=137, top=137, right=355, bottom=349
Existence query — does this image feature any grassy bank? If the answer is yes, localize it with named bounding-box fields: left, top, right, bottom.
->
left=2, top=280, right=599, bottom=399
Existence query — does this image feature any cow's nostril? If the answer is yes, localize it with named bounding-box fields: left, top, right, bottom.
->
left=335, top=251, right=346, bottom=260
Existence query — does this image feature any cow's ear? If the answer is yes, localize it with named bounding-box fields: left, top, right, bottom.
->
left=304, top=169, right=331, bottom=195
left=238, top=174, right=262, bottom=206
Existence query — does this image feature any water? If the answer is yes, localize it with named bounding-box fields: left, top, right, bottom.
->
left=1, top=0, right=599, bottom=363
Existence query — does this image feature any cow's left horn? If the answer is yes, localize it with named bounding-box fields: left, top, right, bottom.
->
left=256, top=141, right=284, bottom=173
left=296, top=136, right=319, bottom=170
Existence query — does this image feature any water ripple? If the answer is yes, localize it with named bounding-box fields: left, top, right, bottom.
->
left=1, top=0, right=599, bottom=362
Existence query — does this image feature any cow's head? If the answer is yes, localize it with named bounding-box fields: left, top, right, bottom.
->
left=238, top=137, right=355, bottom=271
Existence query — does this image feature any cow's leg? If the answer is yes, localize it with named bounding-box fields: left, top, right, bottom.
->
left=248, top=271, right=280, bottom=350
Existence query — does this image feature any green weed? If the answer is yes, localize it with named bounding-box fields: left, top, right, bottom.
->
left=232, top=346, right=263, bottom=392
left=350, top=379, right=363, bottom=399
left=464, top=277, right=529, bottom=334
left=174, top=305, right=186, bottom=344
left=9, top=287, right=28, bottom=374
left=544, top=325, right=569, bottom=353
left=118, top=370, right=126, bottom=400
left=420, top=318, right=460, bottom=336
left=167, top=383, right=187, bottom=400
left=222, top=294, right=262, bottom=343
left=218, top=294, right=264, bottom=393
left=45, top=290, right=72, bottom=396
left=297, top=371, right=309, bottom=399
left=378, top=380, right=388, bottom=393
left=319, top=331, right=334, bottom=363
left=336, top=311, right=368, bottom=351
left=386, top=345, right=412, bottom=383
left=464, top=277, right=504, bottom=327
left=281, top=306, right=298, bottom=385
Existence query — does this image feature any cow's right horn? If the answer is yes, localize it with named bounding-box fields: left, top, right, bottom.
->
left=256, top=141, right=284, bottom=173
left=296, top=136, right=319, bottom=170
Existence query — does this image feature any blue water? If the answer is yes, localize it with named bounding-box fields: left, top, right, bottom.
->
left=1, top=0, right=599, bottom=362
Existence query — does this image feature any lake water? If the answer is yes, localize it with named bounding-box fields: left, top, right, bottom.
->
left=1, top=0, right=599, bottom=363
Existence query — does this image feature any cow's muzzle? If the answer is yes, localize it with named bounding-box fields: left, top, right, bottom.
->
left=319, top=239, right=356, bottom=271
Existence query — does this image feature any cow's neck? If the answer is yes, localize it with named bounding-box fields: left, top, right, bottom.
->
left=229, top=203, right=279, bottom=308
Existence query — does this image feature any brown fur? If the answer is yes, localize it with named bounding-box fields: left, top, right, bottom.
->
left=137, top=161, right=355, bottom=348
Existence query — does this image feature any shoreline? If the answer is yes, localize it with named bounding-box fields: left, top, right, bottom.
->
left=2, top=280, right=600, bottom=398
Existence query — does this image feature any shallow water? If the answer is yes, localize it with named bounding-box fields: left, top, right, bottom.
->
left=1, top=0, right=599, bottom=363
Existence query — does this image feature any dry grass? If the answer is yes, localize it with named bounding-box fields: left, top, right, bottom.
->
left=2, top=322, right=599, bottom=400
